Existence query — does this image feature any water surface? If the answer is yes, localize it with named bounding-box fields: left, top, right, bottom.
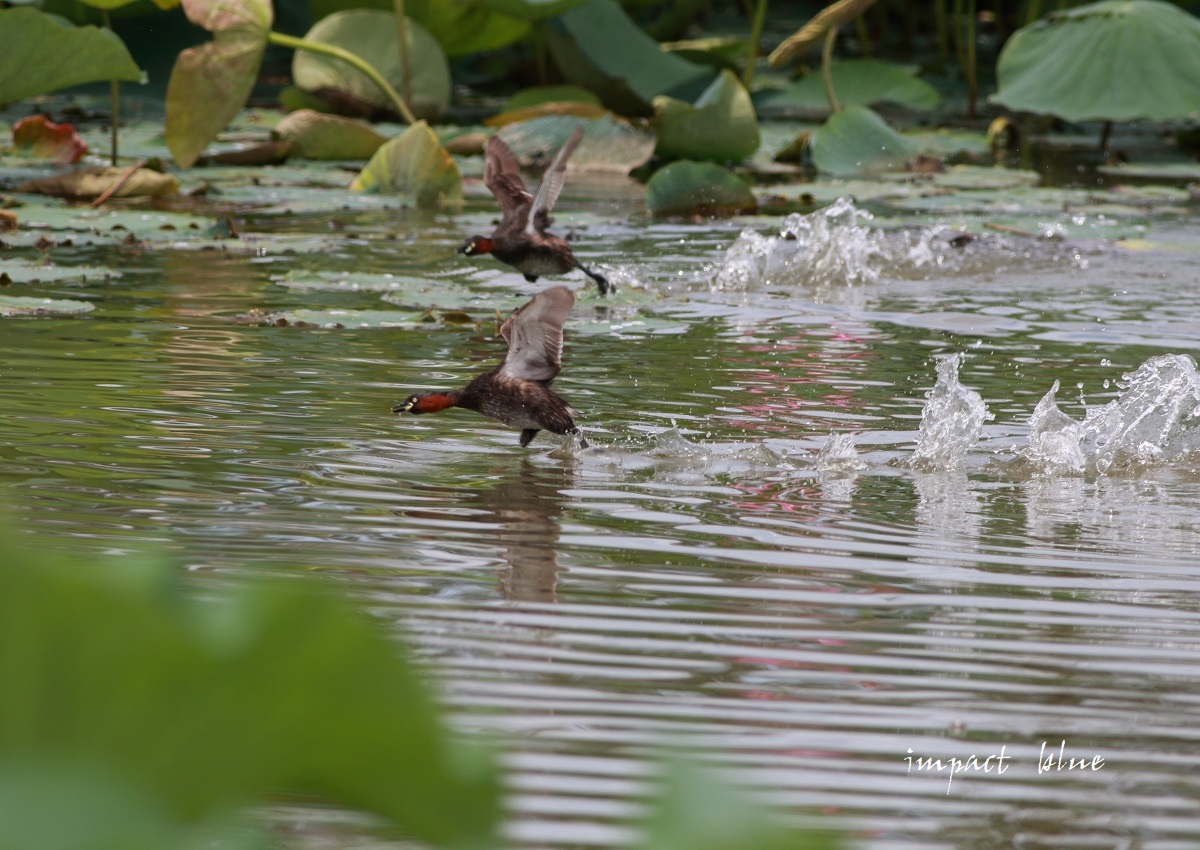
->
left=3, top=186, right=1200, bottom=849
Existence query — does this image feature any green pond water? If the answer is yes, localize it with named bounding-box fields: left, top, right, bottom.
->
left=3, top=174, right=1200, bottom=849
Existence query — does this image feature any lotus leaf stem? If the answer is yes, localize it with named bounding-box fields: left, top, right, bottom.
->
left=822, top=26, right=841, bottom=113
left=743, top=0, right=768, bottom=88
left=393, top=0, right=413, bottom=106
left=101, top=9, right=119, bottom=166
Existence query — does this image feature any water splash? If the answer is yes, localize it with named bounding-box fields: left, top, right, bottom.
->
left=907, top=353, right=993, bottom=472
left=710, top=197, right=1082, bottom=293
left=1011, top=354, right=1200, bottom=476
left=815, top=432, right=865, bottom=473
left=713, top=197, right=894, bottom=290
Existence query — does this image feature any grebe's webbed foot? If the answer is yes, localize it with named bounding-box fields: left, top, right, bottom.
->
left=580, top=265, right=611, bottom=297
left=519, top=428, right=539, bottom=447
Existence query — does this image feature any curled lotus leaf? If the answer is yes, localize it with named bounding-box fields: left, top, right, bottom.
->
left=12, top=116, right=88, bottom=165
left=164, top=0, right=273, bottom=167
left=350, top=120, right=463, bottom=206
left=652, top=69, right=760, bottom=162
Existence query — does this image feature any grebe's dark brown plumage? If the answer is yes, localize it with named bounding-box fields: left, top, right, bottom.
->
left=393, top=286, right=585, bottom=447
left=459, top=127, right=611, bottom=296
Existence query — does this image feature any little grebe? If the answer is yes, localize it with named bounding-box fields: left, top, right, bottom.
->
left=393, top=285, right=585, bottom=447
left=459, top=126, right=611, bottom=296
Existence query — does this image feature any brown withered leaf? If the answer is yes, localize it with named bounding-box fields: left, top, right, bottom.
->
left=18, top=167, right=181, bottom=201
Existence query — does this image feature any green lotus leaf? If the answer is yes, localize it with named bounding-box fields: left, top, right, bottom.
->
left=992, top=0, right=1200, bottom=122
left=652, top=69, right=760, bottom=162
left=645, top=160, right=756, bottom=217
left=275, top=109, right=387, bottom=160
left=504, top=85, right=601, bottom=111
left=407, top=0, right=528, bottom=57
left=350, top=119, right=463, bottom=206
left=759, top=59, right=941, bottom=114
left=293, top=10, right=450, bottom=120
left=164, top=0, right=272, bottom=168
left=0, top=295, right=95, bottom=317
left=0, top=8, right=142, bottom=104
left=479, top=0, right=588, bottom=21
left=311, top=0, right=529, bottom=57
left=544, top=0, right=713, bottom=115
left=811, top=105, right=917, bottom=177
left=635, top=756, right=839, bottom=850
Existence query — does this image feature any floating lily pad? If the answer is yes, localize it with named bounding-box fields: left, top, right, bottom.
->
left=0, top=295, right=95, bottom=317
left=274, top=271, right=503, bottom=311
left=495, top=113, right=656, bottom=173
left=928, top=165, right=1041, bottom=191
left=0, top=7, right=143, bottom=104
left=758, top=59, right=941, bottom=115
left=379, top=282, right=519, bottom=311
left=235, top=308, right=431, bottom=328
left=213, top=183, right=413, bottom=215
left=275, top=110, right=387, bottom=160
left=274, top=271, right=434, bottom=293
left=0, top=261, right=121, bottom=285
left=904, top=127, right=992, bottom=159
left=570, top=313, right=689, bottom=336
left=756, top=179, right=927, bottom=207
left=544, top=0, right=713, bottom=115
left=4, top=203, right=216, bottom=246
left=1108, top=184, right=1192, bottom=205
left=350, top=120, right=463, bottom=206
left=652, top=69, right=760, bottom=162
left=646, top=160, right=757, bottom=217
left=811, top=105, right=918, bottom=177
left=1097, top=162, right=1200, bottom=181
left=293, top=11, right=450, bottom=120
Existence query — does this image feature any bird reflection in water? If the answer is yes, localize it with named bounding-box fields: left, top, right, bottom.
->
left=470, top=460, right=573, bottom=603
